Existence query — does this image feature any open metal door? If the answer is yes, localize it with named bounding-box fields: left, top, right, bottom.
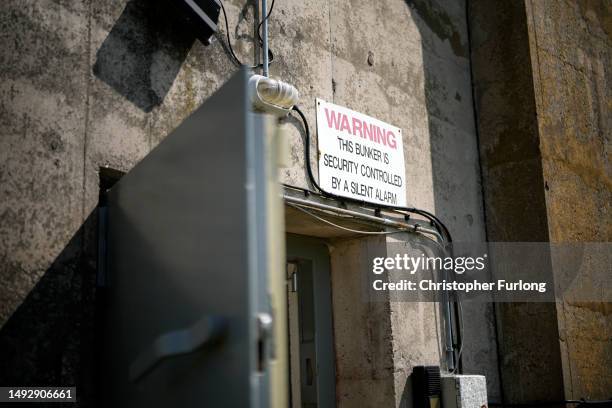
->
left=101, top=69, right=286, bottom=407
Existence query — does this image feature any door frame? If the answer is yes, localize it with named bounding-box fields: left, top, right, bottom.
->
left=286, top=233, right=337, bottom=407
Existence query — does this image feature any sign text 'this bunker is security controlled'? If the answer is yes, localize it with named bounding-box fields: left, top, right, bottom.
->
left=316, top=99, right=407, bottom=206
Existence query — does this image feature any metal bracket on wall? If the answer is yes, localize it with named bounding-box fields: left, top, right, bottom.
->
left=129, top=315, right=227, bottom=382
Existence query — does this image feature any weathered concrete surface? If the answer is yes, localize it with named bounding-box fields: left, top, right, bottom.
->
left=526, top=0, right=612, bottom=399
left=0, top=1, right=95, bottom=398
left=467, top=0, right=566, bottom=404
left=326, top=0, right=500, bottom=403
left=403, top=0, right=501, bottom=402
left=272, top=0, right=334, bottom=187
left=0, top=0, right=250, bottom=401
left=386, top=235, right=447, bottom=408
left=470, top=0, right=612, bottom=403
left=329, top=236, right=397, bottom=407
left=0, top=0, right=496, bottom=406
left=0, top=0, right=89, bottom=329
left=0, top=0, right=251, bottom=323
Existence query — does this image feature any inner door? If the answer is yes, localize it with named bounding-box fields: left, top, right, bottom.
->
left=101, top=69, right=285, bottom=407
left=286, top=234, right=336, bottom=408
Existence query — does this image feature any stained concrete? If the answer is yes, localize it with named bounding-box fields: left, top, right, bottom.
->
left=404, top=0, right=501, bottom=402
left=0, top=0, right=576, bottom=406
left=0, top=1, right=93, bottom=397
left=468, top=0, right=566, bottom=403
left=329, top=236, right=397, bottom=407
left=526, top=0, right=612, bottom=399
left=386, top=235, right=447, bottom=408
left=469, top=0, right=612, bottom=402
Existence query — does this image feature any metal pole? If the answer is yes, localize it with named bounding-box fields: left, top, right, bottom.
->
left=261, top=0, right=269, bottom=76
left=442, top=287, right=456, bottom=372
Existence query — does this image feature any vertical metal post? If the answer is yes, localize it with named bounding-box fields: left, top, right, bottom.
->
left=442, top=289, right=455, bottom=372
left=441, top=246, right=456, bottom=372
left=253, top=0, right=260, bottom=69
left=261, top=0, right=269, bottom=76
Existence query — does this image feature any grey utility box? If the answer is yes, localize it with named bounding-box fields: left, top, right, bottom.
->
left=442, top=374, right=488, bottom=408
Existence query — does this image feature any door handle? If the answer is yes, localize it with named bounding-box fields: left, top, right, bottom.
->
left=129, top=316, right=226, bottom=382
left=256, top=312, right=274, bottom=373
left=305, top=358, right=314, bottom=386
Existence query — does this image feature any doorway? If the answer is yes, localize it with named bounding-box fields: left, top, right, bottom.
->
left=286, top=234, right=336, bottom=408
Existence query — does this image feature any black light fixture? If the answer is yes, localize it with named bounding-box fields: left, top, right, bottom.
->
left=175, top=0, right=221, bottom=45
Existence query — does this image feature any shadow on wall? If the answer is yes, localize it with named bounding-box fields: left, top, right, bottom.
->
left=0, top=211, right=98, bottom=407
left=93, top=0, right=197, bottom=112
left=400, top=0, right=502, bottom=405
left=404, top=0, right=471, bottom=229
left=93, top=0, right=254, bottom=112
left=0, top=170, right=122, bottom=407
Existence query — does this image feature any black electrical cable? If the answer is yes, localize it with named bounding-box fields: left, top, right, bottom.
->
left=257, top=0, right=275, bottom=37
left=291, top=105, right=453, bottom=243
left=291, top=104, right=463, bottom=372
left=219, top=6, right=451, bottom=247
left=219, top=1, right=243, bottom=66
left=219, top=0, right=274, bottom=69
left=256, top=0, right=275, bottom=66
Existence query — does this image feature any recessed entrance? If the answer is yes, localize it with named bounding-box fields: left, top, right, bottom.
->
left=286, top=234, right=336, bottom=408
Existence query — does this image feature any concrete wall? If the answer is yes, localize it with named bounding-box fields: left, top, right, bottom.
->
left=0, top=1, right=238, bottom=398
left=330, top=236, right=396, bottom=407
left=0, top=0, right=495, bottom=405
left=386, top=235, right=448, bottom=408
left=526, top=0, right=612, bottom=399
left=469, top=0, right=612, bottom=402
left=402, top=0, right=501, bottom=402
left=467, top=1, right=566, bottom=403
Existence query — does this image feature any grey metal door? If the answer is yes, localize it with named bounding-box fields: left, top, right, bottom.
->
left=101, top=69, right=285, bottom=407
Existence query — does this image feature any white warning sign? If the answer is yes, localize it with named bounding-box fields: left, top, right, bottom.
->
left=315, top=99, right=407, bottom=206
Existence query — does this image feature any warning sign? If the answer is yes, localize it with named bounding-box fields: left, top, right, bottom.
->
left=315, top=99, right=407, bottom=206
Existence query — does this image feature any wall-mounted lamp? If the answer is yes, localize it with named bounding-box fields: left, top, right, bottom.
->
left=249, top=75, right=299, bottom=116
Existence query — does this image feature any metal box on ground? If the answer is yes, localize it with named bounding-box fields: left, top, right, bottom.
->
left=441, top=374, right=487, bottom=408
